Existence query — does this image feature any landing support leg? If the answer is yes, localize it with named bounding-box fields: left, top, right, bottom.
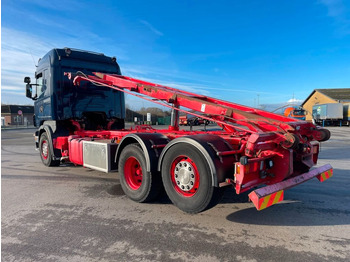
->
left=170, top=104, right=180, bottom=131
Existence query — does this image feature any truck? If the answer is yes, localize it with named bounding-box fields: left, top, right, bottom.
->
left=179, top=115, right=210, bottom=126
left=313, top=103, right=343, bottom=126
left=25, top=48, right=333, bottom=213
left=283, top=106, right=306, bottom=120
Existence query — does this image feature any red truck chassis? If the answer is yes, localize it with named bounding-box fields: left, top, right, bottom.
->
left=46, top=72, right=332, bottom=212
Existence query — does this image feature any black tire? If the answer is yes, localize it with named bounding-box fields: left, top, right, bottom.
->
left=319, top=128, right=331, bottom=142
left=161, top=143, right=224, bottom=213
left=118, top=144, right=161, bottom=203
left=39, top=132, right=60, bottom=167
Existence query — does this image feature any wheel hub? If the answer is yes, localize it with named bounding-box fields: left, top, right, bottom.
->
left=174, top=161, right=195, bottom=191
left=124, top=157, right=143, bottom=190
left=42, top=141, right=48, bottom=159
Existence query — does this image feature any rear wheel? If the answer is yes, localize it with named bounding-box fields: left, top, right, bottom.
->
left=39, top=132, right=60, bottom=167
left=119, top=144, right=161, bottom=202
left=161, top=143, right=223, bottom=213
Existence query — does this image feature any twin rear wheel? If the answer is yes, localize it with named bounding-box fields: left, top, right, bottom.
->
left=119, top=143, right=223, bottom=213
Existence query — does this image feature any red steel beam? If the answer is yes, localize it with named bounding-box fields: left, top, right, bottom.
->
left=72, top=73, right=298, bottom=133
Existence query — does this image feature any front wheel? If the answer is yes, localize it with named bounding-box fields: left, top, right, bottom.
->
left=119, top=144, right=161, bottom=202
left=39, top=132, right=60, bottom=167
left=161, top=143, right=223, bottom=213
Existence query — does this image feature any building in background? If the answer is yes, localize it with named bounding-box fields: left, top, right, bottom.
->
left=1, top=105, right=34, bottom=126
left=301, top=89, right=350, bottom=121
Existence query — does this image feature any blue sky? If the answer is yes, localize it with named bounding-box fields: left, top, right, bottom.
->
left=2, top=0, right=350, bottom=109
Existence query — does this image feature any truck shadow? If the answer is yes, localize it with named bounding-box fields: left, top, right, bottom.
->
left=223, top=166, right=350, bottom=226
left=221, top=187, right=250, bottom=204
left=107, top=184, right=125, bottom=196
left=226, top=203, right=350, bottom=226
left=318, top=147, right=350, bottom=160
left=106, top=184, right=173, bottom=203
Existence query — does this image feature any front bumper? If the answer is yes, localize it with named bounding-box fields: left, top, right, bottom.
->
left=248, top=164, right=333, bottom=210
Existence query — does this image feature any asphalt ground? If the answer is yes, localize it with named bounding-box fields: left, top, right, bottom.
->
left=1, top=126, right=350, bottom=261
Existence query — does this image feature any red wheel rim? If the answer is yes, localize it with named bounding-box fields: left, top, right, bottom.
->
left=41, top=140, right=49, bottom=160
left=124, top=156, right=143, bottom=190
left=170, top=155, right=200, bottom=197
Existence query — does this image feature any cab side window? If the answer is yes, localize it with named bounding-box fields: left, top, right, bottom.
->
left=35, top=72, right=44, bottom=99
left=35, top=70, right=49, bottom=99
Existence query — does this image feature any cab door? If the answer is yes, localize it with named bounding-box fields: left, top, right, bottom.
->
left=34, top=69, right=52, bottom=125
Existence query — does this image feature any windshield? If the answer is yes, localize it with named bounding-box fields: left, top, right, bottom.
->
left=293, top=109, right=305, bottom=116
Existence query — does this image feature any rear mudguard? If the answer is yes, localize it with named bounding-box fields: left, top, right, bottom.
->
left=115, top=133, right=170, bottom=173
left=158, top=134, right=236, bottom=187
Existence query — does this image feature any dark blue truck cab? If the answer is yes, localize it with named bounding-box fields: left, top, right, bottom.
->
left=25, top=48, right=125, bottom=129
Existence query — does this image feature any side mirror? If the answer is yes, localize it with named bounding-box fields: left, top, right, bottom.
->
left=26, top=84, right=33, bottom=99
left=24, top=76, right=38, bottom=100
left=24, top=77, right=31, bottom=84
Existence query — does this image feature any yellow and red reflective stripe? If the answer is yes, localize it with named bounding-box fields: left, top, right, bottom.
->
left=318, top=169, right=333, bottom=182
left=258, top=190, right=284, bottom=210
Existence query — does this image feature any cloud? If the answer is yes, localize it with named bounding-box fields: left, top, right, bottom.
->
left=3, top=3, right=129, bottom=61
left=1, top=27, right=54, bottom=104
left=0, top=24, right=129, bottom=105
left=20, top=0, right=83, bottom=11
left=123, top=66, right=276, bottom=95
left=2, top=27, right=54, bottom=57
left=1, top=85, right=25, bottom=91
left=123, top=68, right=216, bottom=96
left=121, top=72, right=213, bottom=97
left=119, top=68, right=282, bottom=112
left=320, top=0, right=345, bottom=17
left=140, top=20, right=164, bottom=36
left=123, top=64, right=218, bottom=87
left=287, top=98, right=303, bottom=103
left=121, top=62, right=283, bottom=108
left=319, top=0, right=350, bottom=34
